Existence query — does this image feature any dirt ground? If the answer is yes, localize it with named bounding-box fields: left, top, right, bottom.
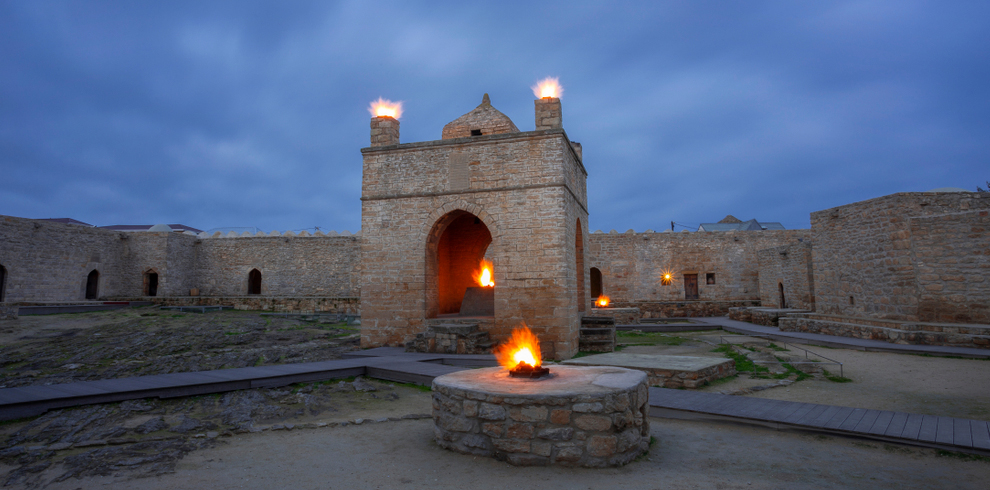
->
left=620, top=330, right=990, bottom=420
left=1, top=314, right=989, bottom=488
left=26, top=418, right=990, bottom=490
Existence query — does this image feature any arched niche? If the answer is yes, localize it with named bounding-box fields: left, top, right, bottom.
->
left=425, top=210, right=493, bottom=316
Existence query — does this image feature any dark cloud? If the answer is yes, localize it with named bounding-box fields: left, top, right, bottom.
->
left=1, top=1, right=987, bottom=233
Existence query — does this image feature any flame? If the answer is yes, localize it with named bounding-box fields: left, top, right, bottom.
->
left=596, top=295, right=610, bottom=308
left=532, top=77, right=563, bottom=99
left=368, top=97, right=403, bottom=119
left=661, top=268, right=674, bottom=286
left=476, top=259, right=495, bottom=287
left=493, top=324, right=542, bottom=370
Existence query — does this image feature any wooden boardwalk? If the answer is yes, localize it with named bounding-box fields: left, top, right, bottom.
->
left=1, top=346, right=987, bottom=455
left=650, top=388, right=990, bottom=455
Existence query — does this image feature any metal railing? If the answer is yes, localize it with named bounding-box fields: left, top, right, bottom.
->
left=718, top=334, right=844, bottom=378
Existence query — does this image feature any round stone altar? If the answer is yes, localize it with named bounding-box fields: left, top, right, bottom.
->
left=431, top=365, right=651, bottom=467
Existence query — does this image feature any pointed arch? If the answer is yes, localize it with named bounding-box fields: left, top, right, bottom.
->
left=143, top=268, right=159, bottom=297
left=248, top=269, right=262, bottom=295
left=85, top=270, right=100, bottom=300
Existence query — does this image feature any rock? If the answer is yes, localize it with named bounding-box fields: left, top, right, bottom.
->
left=120, top=400, right=156, bottom=412
left=169, top=416, right=203, bottom=434
left=206, top=432, right=219, bottom=439
left=333, top=381, right=356, bottom=392
left=352, top=376, right=377, bottom=392
left=135, top=417, right=169, bottom=435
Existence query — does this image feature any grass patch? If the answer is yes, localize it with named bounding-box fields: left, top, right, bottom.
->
left=936, top=450, right=990, bottom=462
left=617, top=331, right=690, bottom=346
left=823, top=369, right=852, bottom=383
left=711, top=345, right=767, bottom=374
left=779, top=361, right=811, bottom=381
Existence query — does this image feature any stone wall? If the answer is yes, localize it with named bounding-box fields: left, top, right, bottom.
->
left=911, top=210, right=990, bottom=324
left=193, top=236, right=361, bottom=298
left=0, top=215, right=129, bottom=301
left=360, top=128, right=588, bottom=358
left=587, top=229, right=810, bottom=305
left=757, top=242, right=815, bottom=309
left=0, top=303, right=17, bottom=320
left=811, top=192, right=990, bottom=321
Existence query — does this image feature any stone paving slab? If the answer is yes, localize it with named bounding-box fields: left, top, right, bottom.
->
left=561, top=353, right=735, bottom=389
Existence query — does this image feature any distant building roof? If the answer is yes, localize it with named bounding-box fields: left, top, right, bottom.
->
left=698, top=219, right=785, bottom=232
left=99, top=224, right=204, bottom=233
left=39, top=218, right=93, bottom=227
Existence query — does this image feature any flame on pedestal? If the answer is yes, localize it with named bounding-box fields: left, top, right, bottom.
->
left=494, top=324, right=542, bottom=370
left=476, top=259, right=495, bottom=287
left=532, top=77, right=563, bottom=99
left=368, top=97, right=403, bottom=119
left=596, top=295, right=610, bottom=308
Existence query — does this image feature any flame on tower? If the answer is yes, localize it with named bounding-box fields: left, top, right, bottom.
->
left=532, top=77, right=563, bottom=99
left=368, top=97, right=403, bottom=119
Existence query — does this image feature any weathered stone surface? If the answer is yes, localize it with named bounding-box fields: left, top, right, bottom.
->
left=432, top=366, right=649, bottom=468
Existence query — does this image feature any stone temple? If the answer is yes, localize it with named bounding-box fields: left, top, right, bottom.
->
left=1, top=91, right=988, bottom=355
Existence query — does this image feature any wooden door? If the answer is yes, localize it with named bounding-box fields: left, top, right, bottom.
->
left=683, top=274, right=698, bottom=300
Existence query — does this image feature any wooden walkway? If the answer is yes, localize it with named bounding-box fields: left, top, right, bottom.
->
left=1, top=346, right=987, bottom=455
left=694, top=317, right=990, bottom=359
left=650, top=388, right=990, bottom=455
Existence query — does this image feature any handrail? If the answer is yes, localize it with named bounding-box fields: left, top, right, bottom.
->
left=719, top=334, right=844, bottom=378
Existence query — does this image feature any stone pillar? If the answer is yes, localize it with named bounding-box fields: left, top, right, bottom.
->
left=570, top=141, right=582, bottom=161
left=370, top=116, right=399, bottom=146
left=535, top=97, right=562, bottom=130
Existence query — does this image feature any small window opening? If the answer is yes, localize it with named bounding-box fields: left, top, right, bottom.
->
left=849, top=296, right=855, bottom=306
left=706, top=273, right=715, bottom=285
left=470, top=129, right=482, bottom=136
left=779, top=282, right=786, bottom=308
left=590, top=267, right=602, bottom=299
left=248, top=269, right=262, bottom=295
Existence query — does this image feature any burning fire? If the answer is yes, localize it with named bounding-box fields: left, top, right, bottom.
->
left=532, top=77, right=563, bottom=99
left=493, top=325, right=542, bottom=371
left=476, top=259, right=495, bottom=287
left=368, top=97, right=403, bottom=119
left=596, top=295, right=610, bottom=308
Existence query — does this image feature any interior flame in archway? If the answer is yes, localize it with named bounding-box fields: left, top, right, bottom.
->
left=368, top=97, right=403, bottom=119
left=493, top=324, right=542, bottom=370
left=532, top=77, right=563, bottom=99
left=476, top=259, right=495, bottom=287
left=596, top=295, right=610, bottom=308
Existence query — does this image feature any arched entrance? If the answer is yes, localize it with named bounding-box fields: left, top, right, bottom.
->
left=144, top=269, right=159, bottom=297
left=85, top=270, right=99, bottom=300
left=248, top=269, right=262, bottom=295
left=575, top=219, right=585, bottom=312
left=590, top=267, right=602, bottom=299
left=0, top=264, right=7, bottom=302
left=426, top=210, right=493, bottom=316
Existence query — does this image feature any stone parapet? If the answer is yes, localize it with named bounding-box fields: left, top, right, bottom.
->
left=370, top=116, right=399, bottom=146
left=728, top=307, right=811, bottom=326
left=109, top=296, right=359, bottom=314
left=779, top=314, right=990, bottom=349
left=0, top=303, right=17, bottom=320
left=432, top=366, right=650, bottom=467
left=613, top=300, right=760, bottom=318
left=589, top=307, right=640, bottom=325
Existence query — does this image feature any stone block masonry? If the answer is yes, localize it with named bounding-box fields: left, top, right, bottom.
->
left=432, top=366, right=650, bottom=467
left=811, top=192, right=990, bottom=322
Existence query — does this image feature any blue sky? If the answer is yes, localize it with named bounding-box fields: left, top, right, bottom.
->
left=1, top=1, right=987, bottom=233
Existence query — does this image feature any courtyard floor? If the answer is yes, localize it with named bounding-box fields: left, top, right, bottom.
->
left=0, top=310, right=988, bottom=488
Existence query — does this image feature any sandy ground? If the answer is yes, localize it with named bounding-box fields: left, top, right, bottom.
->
left=622, top=331, right=990, bottom=420
left=32, top=418, right=990, bottom=490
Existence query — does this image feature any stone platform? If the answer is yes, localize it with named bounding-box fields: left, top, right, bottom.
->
left=432, top=365, right=650, bottom=467
left=562, top=353, right=735, bottom=389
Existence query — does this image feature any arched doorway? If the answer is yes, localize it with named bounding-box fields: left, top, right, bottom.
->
left=590, top=267, right=602, bottom=299
left=0, top=264, right=7, bottom=302
left=85, top=270, right=99, bottom=300
left=425, top=210, right=493, bottom=316
left=778, top=282, right=786, bottom=308
left=144, top=270, right=159, bottom=297
left=248, top=269, right=262, bottom=295
left=575, top=219, right=585, bottom=312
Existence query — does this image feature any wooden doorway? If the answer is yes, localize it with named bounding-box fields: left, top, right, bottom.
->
left=683, top=273, right=698, bottom=300
left=85, top=270, right=99, bottom=300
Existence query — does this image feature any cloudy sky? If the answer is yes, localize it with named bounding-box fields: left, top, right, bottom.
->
left=1, top=1, right=987, bottom=233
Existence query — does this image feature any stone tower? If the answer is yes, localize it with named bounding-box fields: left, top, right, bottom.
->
left=359, top=93, right=589, bottom=359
